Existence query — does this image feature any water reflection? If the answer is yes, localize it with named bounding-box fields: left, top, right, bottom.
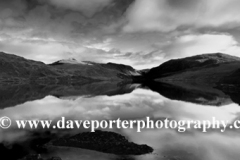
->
left=0, top=82, right=139, bottom=109
left=0, top=81, right=240, bottom=160
left=143, top=81, right=232, bottom=106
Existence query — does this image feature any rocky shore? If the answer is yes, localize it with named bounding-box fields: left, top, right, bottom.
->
left=49, top=130, right=153, bottom=155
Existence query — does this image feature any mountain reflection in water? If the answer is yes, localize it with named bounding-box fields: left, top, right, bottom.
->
left=0, top=81, right=240, bottom=160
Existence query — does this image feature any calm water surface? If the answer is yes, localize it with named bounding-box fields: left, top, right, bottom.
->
left=0, top=82, right=240, bottom=160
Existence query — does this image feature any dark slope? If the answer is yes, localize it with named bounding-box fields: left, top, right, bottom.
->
left=49, top=60, right=140, bottom=81
left=0, top=52, right=58, bottom=84
left=103, top=62, right=139, bottom=76
left=147, top=53, right=240, bottom=80
left=145, top=53, right=240, bottom=88
left=0, top=52, right=140, bottom=85
left=220, top=68, right=240, bottom=86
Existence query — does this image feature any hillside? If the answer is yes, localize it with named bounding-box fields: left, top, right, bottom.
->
left=0, top=52, right=59, bottom=84
left=49, top=60, right=140, bottom=81
left=146, top=53, right=240, bottom=87
left=147, top=53, right=240, bottom=77
left=220, top=68, right=240, bottom=85
left=0, top=52, right=140, bottom=85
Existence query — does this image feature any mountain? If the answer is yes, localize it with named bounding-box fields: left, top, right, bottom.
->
left=0, top=52, right=58, bottom=85
left=50, top=59, right=140, bottom=77
left=146, top=53, right=240, bottom=87
left=49, top=60, right=140, bottom=81
left=0, top=52, right=140, bottom=85
left=220, top=68, right=240, bottom=86
left=1, top=51, right=240, bottom=108
left=50, top=58, right=80, bottom=65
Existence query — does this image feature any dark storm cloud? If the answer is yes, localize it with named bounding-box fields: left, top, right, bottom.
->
left=44, top=0, right=112, bottom=16
left=0, top=0, right=134, bottom=43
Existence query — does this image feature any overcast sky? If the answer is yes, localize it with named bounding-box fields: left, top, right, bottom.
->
left=1, top=0, right=240, bottom=69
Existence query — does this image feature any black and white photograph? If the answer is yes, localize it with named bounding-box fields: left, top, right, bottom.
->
left=1, top=0, right=240, bottom=160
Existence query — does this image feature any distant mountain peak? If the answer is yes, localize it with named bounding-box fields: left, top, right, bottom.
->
left=187, top=53, right=240, bottom=64
left=54, top=58, right=79, bottom=64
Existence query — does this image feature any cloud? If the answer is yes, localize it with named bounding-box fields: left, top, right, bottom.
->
left=1, top=0, right=240, bottom=69
left=47, top=0, right=113, bottom=17
left=0, top=0, right=132, bottom=43
left=160, top=34, right=240, bottom=59
left=124, top=0, right=240, bottom=32
left=0, top=35, right=74, bottom=63
left=0, top=0, right=138, bottom=66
